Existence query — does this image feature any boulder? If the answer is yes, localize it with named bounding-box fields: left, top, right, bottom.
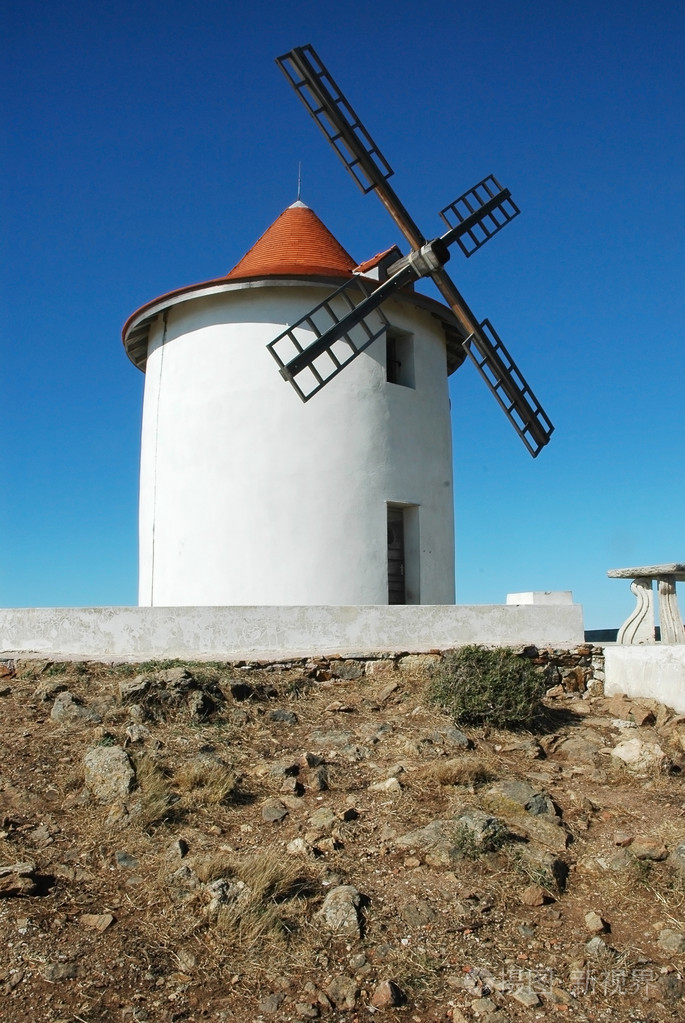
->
left=482, top=779, right=556, bottom=818
left=83, top=746, right=135, bottom=802
left=611, top=738, right=668, bottom=774
left=51, top=691, right=101, bottom=724
left=319, top=885, right=362, bottom=937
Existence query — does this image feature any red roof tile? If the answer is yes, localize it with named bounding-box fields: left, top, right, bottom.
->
left=354, top=246, right=402, bottom=274
left=226, top=201, right=356, bottom=279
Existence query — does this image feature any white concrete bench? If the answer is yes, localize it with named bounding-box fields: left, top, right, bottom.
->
left=608, top=563, right=685, bottom=644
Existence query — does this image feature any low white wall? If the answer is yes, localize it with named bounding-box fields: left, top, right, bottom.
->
left=604, top=644, right=685, bottom=715
left=0, top=604, right=584, bottom=662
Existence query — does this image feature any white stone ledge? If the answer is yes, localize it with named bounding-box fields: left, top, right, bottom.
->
left=604, top=644, right=685, bottom=715
left=506, top=591, right=574, bottom=606
left=0, top=604, right=585, bottom=662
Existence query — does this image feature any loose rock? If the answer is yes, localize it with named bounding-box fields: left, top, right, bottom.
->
left=261, top=798, right=288, bottom=823
left=611, top=737, right=668, bottom=774
left=51, top=691, right=101, bottom=724
left=630, top=837, right=668, bottom=861
left=483, top=779, right=556, bottom=818
left=325, top=975, right=358, bottom=1009
left=307, top=806, right=338, bottom=834
left=119, top=676, right=150, bottom=702
left=670, top=840, right=685, bottom=875
left=83, top=746, right=135, bottom=802
left=115, top=850, right=139, bottom=870
left=453, top=808, right=509, bottom=853
left=509, top=986, right=541, bottom=1007
left=432, top=724, right=471, bottom=748
left=520, top=884, right=547, bottom=907
left=269, top=708, right=298, bottom=725
left=42, top=962, right=80, bottom=982
left=370, top=979, right=406, bottom=1007
left=471, top=997, right=497, bottom=1016
left=585, top=936, right=612, bottom=957
left=308, top=765, right=329, bottom=791
left=258, top=992, right=284, bottom=1013
left=400, top=900, right=437, bottom=927
left=0, top=862, right=37, bottom=897
left=369, top=776, right=402, bottom=794
left=319, top=885, right=362, bottom=937
left=584, top=910, right=607, bottom=933
left=658, top=928, right=685, bottom=953
left=80, top=913, right=115, bottom=931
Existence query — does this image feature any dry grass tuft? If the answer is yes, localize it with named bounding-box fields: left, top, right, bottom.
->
left=131, top=753, right=172, bottom=829
left=174, top=759, right=238, bottom=806
left=238, top=848, right=314, bottom=902
left=193, top=851, right=238, bottom=884
left=215, top=901, right=285, bottom=945
left=199, top=849, right=318, bottom=947
left=421, top=757, right=495, bottom=788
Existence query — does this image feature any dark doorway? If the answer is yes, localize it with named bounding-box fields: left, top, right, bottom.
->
left=387, top=506, right=405, bottom=604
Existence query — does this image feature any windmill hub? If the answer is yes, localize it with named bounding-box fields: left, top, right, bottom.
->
left=387, top=238, right=451, bottom=281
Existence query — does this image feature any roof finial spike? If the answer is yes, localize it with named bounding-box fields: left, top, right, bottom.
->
left=297, top=161, right=302, bottom=202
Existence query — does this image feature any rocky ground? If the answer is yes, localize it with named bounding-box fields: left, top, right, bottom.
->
left=0, top=653, right=684, bottom=1023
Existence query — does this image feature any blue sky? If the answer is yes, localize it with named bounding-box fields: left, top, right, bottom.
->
left=2, top=0, right=683, bottom=629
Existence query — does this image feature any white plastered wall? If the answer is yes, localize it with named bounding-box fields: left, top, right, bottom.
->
left=138, top=282, right=455, bottom=606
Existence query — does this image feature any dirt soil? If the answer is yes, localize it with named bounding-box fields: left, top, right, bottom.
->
left=0, top=655, right=684, bottom=1023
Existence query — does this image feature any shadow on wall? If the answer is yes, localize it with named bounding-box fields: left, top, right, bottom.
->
left=585, top=629, right=618, bottom=643
left=585, top=628, right=674, bottom=643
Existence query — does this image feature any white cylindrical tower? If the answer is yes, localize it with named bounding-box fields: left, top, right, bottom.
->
left=123, top=202, right=465, bottom=606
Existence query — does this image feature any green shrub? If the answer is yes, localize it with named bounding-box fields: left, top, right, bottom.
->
left=427, top=646, right=546, bottom=730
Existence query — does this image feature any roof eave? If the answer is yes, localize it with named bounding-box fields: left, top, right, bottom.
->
left=122, top=274, right=467, bottom=375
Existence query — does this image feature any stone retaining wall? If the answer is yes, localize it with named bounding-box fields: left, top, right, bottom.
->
left=279, top=644, right=605, bottom=697
left=2, top=644, right=606, bottom=699
left=521, top=643, right=605, bottom=696
left=247, top=644, right=605, bottom=697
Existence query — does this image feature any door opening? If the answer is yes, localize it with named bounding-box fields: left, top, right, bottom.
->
left=387, top=506, right=406, bottom=604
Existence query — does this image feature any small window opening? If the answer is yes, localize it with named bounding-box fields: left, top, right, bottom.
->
left=386, top=329, right=415, bottom=388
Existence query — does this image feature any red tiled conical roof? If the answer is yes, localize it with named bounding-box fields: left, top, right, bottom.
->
left=226, top=201, right=356, bottom=280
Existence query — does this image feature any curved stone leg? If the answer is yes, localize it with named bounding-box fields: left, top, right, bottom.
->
left=617, top=576, right=655, bottom=644
left=657, top=575, right=685, bottom=644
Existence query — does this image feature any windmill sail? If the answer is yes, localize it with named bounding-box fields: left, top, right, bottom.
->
left=464, top=320, right=554, bottom=458
left=267, top=235, right=457, bottom=400
left=276, top=45, right=394, bottom=195
left=275, top=44, right=554, bottom=457
left=267, top=276, right=388, bottom=401
left=440, top=175, right=520, bottom=258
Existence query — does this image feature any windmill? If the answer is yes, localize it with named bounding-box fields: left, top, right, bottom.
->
left=267, top=44, right=553, bottom=458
